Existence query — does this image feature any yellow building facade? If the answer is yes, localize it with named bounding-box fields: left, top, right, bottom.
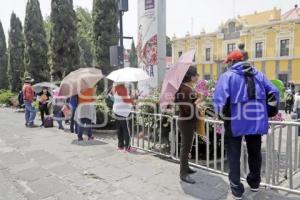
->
left=172, top=6, right=300, bottom=86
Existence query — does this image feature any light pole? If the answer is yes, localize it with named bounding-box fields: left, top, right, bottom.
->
left=118, top=0, right=128, bottom=68
left=110, top=0, right=131, bottom=69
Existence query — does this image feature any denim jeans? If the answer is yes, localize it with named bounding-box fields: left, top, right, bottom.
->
left=78, top=118, right=92, bottom=139
left=53, top=111, right=64, bottom=129
left=24, top=100, right=36, bottom=125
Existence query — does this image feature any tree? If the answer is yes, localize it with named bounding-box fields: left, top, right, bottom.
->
left=166, top=36, right=172, bottom=57
left=50, top=0, right=79, bottom=81
left=92, top=0, right=118, bottom=75
left=129, top=40, right=137, bottom=68
left=24, top=0, right=49, bottom=83
left=0, top=21, right=8, bottom=89
left=7, top=13, right=25, bottom=92
left=76, top=7, right=93, bottom=67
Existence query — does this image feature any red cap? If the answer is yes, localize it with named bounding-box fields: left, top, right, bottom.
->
left=223, top=50, right=244, bottom=64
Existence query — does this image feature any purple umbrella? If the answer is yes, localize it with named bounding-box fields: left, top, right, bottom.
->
left=160, top=50, right=196, bottom=110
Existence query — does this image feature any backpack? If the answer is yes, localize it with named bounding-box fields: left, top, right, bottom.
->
left=286, top=94, right=293, bottom=103
left=267, top=92, right=279, bottom=118
left=44, top=116, right=54, bottom=128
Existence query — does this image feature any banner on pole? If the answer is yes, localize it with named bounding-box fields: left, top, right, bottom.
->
left=137, top=0, right=166, bottom=95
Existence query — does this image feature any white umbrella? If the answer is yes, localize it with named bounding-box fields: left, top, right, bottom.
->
left=32, top=82, right=58, bottom=93
left=106, top=67, right=150, bottom=82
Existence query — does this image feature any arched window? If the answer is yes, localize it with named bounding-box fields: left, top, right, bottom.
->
left=228, top=22, right=236, bottom=33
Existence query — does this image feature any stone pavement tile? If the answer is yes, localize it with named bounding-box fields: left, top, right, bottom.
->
left=89, top=185, right=144, bottom=200
left=88, top=163, right=132, bottom=182
left=123, top=162, right=163, bottom=180
left=49, top=163, right=79, bottom=177
left=179, top=172, right=229, bottom=200
left=27, top=176, right=70, bottom=200
left=67, top=157, right=105, bottom=170
left=56, top=189, right=87, bottom=200
left=15, top=167, right=51, bottom=182
left=41, top=197, right=57, bottom=200
left=97, top=152, right=137, bottom=168
left=0, top=146, right=15, bottom=155
left=143, top=186, right=184, bottom=200
left=24, top=150, right=61, bottom=166
left=242, top=189, right=300, bottom=200
left=9, top=140, right=31, bottom=149
left=79, top=180, right=112, bottom=197
left=0, top=170, right=27, bottom=200
left=94, top=191, right=144, bottom=200
left=23, top=150, right=52, bottom=159
left=64, top=172, right=100, bottom=189
left=147, top=170, right=183, bottom=192
left=112, top=176, right=159, bottom=196
left=0, top=151, right=28, bottom=167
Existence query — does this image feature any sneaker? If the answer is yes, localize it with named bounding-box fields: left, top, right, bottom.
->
left=230, top=181, right=244, bottom=200
left=246, top=177, right=259, bottom=192
left=28, top=123, right=38, bottom=128
left=117, top=147, right=124, bottom=150
left=250, top=187, right=259, bottom=192
left=232, top=194, right=243, bottom=200
left=88, top=136, right=94, bottom=141
left=78, top=137, right=84, bottom=141
left=125, top=146, right=137, bottom=153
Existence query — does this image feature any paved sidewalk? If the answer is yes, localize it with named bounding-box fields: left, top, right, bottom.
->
left=0, top=108, right=299, bottom=200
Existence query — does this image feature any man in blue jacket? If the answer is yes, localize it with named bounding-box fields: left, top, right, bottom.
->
left=213, top=50, right=279, bottom=199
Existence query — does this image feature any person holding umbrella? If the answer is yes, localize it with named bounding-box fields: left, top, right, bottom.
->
left=159, top=50, right=199, bottom=184
left=112, top=83, right=136, bottom=152
left=175, top=66, right=199, bottom=184
left=37, top=87, right=51, bottom=127
left=106, top=67, right=150, bottom=151
left=59, top=68, right=103, bottom=141
left=75, top=87, right=97, bottom=141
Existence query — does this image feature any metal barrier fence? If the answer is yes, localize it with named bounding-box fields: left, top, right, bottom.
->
left=129, top=111, right=300, bottom=195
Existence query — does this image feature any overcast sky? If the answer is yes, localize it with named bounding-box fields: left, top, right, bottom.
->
left=0, top=0, right=299, bottom=48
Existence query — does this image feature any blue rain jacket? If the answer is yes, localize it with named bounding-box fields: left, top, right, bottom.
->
left=213, top=62, right=279, bottom=137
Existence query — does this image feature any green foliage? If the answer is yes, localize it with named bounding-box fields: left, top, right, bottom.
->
left=166, top=36, right=172, bottom=57
left=137, top=88, right=161, bottom=114
left=0, top=89, right=15, bottom=105
left=50, top=0, right=80, bottom=81
left=92, top=0, right=118, bottom=75
left=24, top=0, right=49, bottom=83
left=0, top=21, right=8, bottom=89
left=43, top=16, right=53, bottom=76
left=7, top=13, right=25, bottom=92
left=76, top=7, right=93, bottom=67
left=129, top=41, right=138, bottom=68
left=95, top=96, right=115, bottom=128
